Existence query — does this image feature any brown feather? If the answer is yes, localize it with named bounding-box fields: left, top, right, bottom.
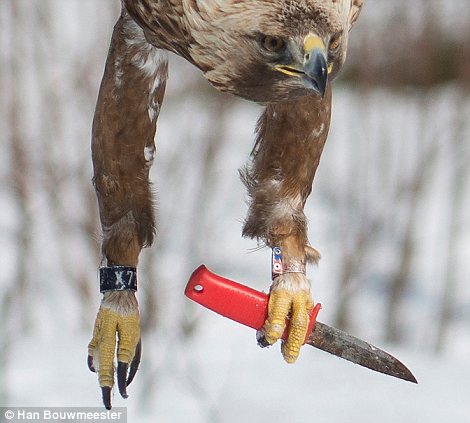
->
left=241, top=85, right=332, bottom=261
left=92, top=10, right=168, bottom=266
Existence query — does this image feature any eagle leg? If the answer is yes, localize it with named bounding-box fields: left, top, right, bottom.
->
left=242, top=90, right=332, bottom=362
left=88, top=9, right=168, bottom=408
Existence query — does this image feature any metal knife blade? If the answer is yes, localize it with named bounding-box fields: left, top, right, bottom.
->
left=185, top=265, right=417, bottom=384
left=308, top=322, right=417, bottom=383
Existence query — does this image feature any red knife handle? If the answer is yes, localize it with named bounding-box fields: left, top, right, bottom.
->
left=185, top=265, right=321, bottom=343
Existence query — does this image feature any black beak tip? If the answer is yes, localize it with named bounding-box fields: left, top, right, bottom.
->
left=303, top=74, right=327, bottom=98
left=302, top=51, right=328, bottom=98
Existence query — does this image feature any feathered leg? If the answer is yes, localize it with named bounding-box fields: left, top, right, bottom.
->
left=88, top=9, right=168, bottom=409
left=242, top=87, right=332, bottom=363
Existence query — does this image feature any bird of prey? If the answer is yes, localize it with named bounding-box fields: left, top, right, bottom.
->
left=87, top=0, right=364, bottom=409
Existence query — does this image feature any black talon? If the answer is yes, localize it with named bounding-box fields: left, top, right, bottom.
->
left=117, top=362, right=129, bottom=398
left=127, top=339, right=141, bottom=386
left=87, top=355, right=95, bottom=372
left=256, top=330, right=270, bottom=348
left=101, top=386, right=112, bottom=410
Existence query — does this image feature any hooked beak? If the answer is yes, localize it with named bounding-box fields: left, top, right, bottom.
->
left=275, top=34, right=329, bottom=98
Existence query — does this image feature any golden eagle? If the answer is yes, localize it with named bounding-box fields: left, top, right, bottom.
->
left=87, top=0, right=364, bottom=409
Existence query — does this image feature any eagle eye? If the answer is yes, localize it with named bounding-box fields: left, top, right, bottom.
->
left=329, top=32, right=342, bottom=51
left=260, top=35, right=286, bottom=53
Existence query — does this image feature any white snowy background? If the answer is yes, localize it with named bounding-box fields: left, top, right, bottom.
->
left=1, top=1, right=469, bottom=422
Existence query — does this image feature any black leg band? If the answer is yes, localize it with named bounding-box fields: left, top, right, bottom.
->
left=100, top=266, right=137, bottom=292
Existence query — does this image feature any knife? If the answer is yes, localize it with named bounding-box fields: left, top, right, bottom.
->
left=185, top=265, right=417, bottom=384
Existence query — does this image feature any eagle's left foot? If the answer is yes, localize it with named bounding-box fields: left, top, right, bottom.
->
left=257, top=273, right=313, bottom=363
left=87, top=292, right=141, bottom=409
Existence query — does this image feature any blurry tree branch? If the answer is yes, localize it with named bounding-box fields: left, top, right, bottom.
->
left=435, top=91, right=469, bottom=352
left=344, top=0, right=470, bottom=88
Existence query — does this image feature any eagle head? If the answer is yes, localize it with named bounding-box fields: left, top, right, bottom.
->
left=187, top=0, right=365, bottom=103
left=126, top=0, right=364, bottom=103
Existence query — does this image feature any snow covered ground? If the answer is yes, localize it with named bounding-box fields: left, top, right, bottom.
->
left=7, top=315, right=470, bottom=423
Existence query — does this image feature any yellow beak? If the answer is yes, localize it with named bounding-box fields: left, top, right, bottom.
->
left=275, top=34, right=329, bottom=98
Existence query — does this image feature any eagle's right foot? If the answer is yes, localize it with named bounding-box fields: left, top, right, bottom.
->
left=87, top=291, right=141, bottom=409
left=257, top=273, right=313, bottom=363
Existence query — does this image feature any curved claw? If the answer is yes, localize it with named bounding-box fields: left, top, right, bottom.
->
left=117, top=362, right=129, bottom=398
left=116, top=336, right=141, bottom=397
left=126, top=339, right=141, bottom=386
left=88, top=304, right=140, bottom=409
left=101, top=387, right=112, bottom=410
left=87, top=355, right=96, bottom=373
left=256, top=330, right=271, bottom=348
left=258, top=274, right=313, bottom=363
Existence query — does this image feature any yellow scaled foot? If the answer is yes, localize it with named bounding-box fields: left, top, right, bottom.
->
left=87, top=293, right=141, bottom=409
left=258, top=274, right=313, bottom=363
